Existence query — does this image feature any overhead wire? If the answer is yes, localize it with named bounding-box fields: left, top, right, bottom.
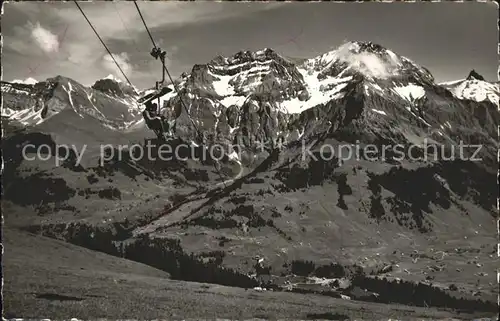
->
left=113, top=2, right=157, bottom=83
left=74, top=0, right=134, bottom=87
left=133, top=1, right=228, bottom=188
left=74, top=0, right=229, bottom=188
left=113, top=2, right=142, bottom=54
left=133, top=1, right=157, bottom=48
left=132, top=1, right=200, bottom=135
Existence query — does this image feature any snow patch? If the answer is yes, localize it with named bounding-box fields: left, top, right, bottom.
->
left=392, top=83, right=425, bottom=101
left=7, top=105, right=45, bottom=126
left=62, top=82, right=83, bottom=118
left=220, top=95, right=246, bottom=107
left=86, top=91, right=106, bottom=119
left=213, top=59, right=272, bottom=72
left=447, top=79, right=499, bottom=105
left=209, top=72, right=235, bottom=96
left=255, top=49, right=266, bottom=56
left=12, top=77, right=38, bottom=85
left=371, top=109, right=387, bottom=116
left=3, top=86, right=31, bottom=95
left=277, top=67, right=350, bottom=114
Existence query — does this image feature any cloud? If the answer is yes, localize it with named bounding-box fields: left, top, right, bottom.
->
left=66, top=42, right=94, bottom=65
left=102, top=52, right=133, bottom=81
left=334, top=42, right=401, bottom=79
left=3, top=2, right=285, bottom=89
left=53, top=2, right=285, bottom=42
left=29, top=22, right=59, bottom=53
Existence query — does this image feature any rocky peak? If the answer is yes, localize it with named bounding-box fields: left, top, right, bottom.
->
left=346, top=41, right=388, bottom=55
left=308, top=41, right=434, bottom=85
left=209, top=48, right=291, bottom=70
left=91, top=75, right=138, bottom=98
left=466, top=69, right=485, bottom=81
left=209, top=55, right=228, bottom=66
left=181, top=48, right=306, bottom=101
left=231, top=50, right=254, bottom=62
left=92, top=78, right=125, bottom=96
left=44, top=75, right=74, bottom=91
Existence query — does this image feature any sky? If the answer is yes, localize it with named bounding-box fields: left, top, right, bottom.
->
left=2, top=1, right=498, bottom=89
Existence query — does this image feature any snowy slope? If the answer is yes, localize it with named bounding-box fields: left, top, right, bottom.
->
left=440, top=74, right=499, bottom=106
left=2, top=76, right=143, bottom=130
left=12, top=77, right=38, bottom=85
left=3, top=41, right=498, bottom=146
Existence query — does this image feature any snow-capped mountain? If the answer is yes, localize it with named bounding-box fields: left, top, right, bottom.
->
left=11, top=77, right=38, bottom=85
left=2, top=75, right=143, bottom=130
left=2, top=41, right=498, bottom=163
left=440, top=70, right=500, bottom=105
left=92, top=74, right=141, bottom=98
left=139, top=41, right=498, bottom=165
left=3, top=42, right=499, bottom=313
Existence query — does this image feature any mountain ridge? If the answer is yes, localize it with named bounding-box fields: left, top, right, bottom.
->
left=3, top=41, right=500, bottom=128
left=2, top=40, right=498, bottom=317
left=3, top=41, right=498, bottom=168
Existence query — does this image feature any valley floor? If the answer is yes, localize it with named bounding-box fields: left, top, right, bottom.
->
left=2, top=228, right=495, bottom=320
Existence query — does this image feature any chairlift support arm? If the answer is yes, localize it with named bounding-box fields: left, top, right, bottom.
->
left=150, top=47, right=167, bottom=89
left=150, top=46, right=167, bottom=114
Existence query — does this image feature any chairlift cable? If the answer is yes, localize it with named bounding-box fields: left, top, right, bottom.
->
left=74, top=1, right=134, bottom=87
left=133, top=1, right=228, bottom=188
left=133, top=1, right=157, bottom=49
left=133, top=1, right=199, bottom=135
left=113, top=2, right=143, bottom=56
